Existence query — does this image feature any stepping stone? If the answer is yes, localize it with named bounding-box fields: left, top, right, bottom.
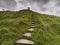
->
left=31, top=23, right=35, bottom=26
left=28, top=28, right=34, bottom=32
left=31, top=22, right=35, bottom=24
left=31, top=21, right=34, bottom=22
left=30, top=25, right=35, bottom=28
left=23, top=32, right=32, bottom=37
left=25, top=31, right=32, bottom=33
left=15, top=39, right=34, bottom=45
left=32, top=24, right=35, bottom=25
left=31, top=20, right=34, bottom=22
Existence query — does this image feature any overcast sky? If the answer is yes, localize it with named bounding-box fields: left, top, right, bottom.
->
left=0, top=0, right=60, bottom=16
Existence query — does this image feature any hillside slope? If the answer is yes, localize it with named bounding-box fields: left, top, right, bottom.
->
left=0, top=10, right=32, bottom=45
left=31, top=12, right=60, bottom=45
left=0, top=10, right=60, bottom=45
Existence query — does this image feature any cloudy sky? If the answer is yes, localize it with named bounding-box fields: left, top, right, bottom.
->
left=0, top=0, right=60, bottom=16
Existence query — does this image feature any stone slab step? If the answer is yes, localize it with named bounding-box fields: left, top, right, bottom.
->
left=31, top=22, right=35, bottom=24
left=23, top=32, right=32, bottom=37
left=28, top=28, right=34, bottom=32
left=15, top=39, right=34, bottom=45
left=30, top=25, right=35, bottom=28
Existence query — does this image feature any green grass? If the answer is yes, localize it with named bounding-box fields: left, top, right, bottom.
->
left=0, top=10, right=33, bottom=45
left=0, top=10, right=60, bottom=45
left=30, top=12, right=60, bottom=45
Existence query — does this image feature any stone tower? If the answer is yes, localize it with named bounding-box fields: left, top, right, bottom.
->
left=28, top=7, right=30, bottom=10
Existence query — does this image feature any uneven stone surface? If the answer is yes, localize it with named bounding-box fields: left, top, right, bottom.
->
left=28, top=28, right=34, bottom=31
left=32, top=24, right=35, bottom=26
left=31, top=25, right=35, bottom=28
left=31, top=22, right=35, bottom=24
left=23, top=32, right=32, bottom=37
left=16, top=39, right=34, bottom=44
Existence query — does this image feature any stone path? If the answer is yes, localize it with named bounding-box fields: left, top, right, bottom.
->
left=23, top=32, right=32, bottom=37
left=31, top=25, right=35, bottom=28
left=28, top=28, right=34, bottom=32
left=16, top=39, right=34, bottom=45
left=15, top=15, right=35, bottom=45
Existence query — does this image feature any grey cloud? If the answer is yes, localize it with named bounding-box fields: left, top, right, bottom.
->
left=55, top=2, right=60, bottom=7
left=38, top=0, right=50, bottom=4
left=40, top=6, right=47, bottom=11
left=0, top=0, right=60, bottom=16
left=0, top=0, right=16, bottom=9
left=19, top=0, right=28, bottom=6
left=26, top=0, right=50, bottom=4
left=26, top=0, right=49, bottom=3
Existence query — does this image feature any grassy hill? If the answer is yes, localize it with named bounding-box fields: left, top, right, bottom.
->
left=0, top=10, right=32, bottom=45
left=0, top=10, right=60, bottom=45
